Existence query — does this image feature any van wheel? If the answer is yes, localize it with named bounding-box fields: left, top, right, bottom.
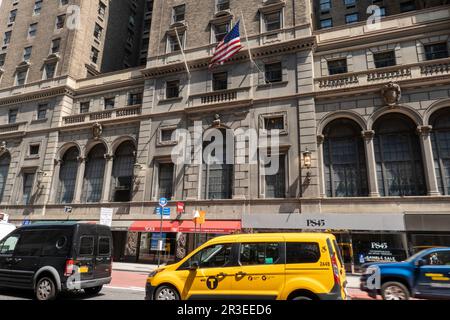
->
left=35, top=277, right=57, bottom=301
left=84, top=285, right=103, bottom=295
left=381, top=282, right=410, bottom=300
left=291, top=296, right=313, bottom=301
left=154, top=285, right=180, bottom=300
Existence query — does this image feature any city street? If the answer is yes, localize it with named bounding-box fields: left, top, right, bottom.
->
left=0, top=270, right=374, bottom=300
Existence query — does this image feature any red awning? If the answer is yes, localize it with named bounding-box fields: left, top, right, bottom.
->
left=129, top=220, right=241, bottom=234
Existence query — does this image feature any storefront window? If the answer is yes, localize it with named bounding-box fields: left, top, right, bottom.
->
left=138, top=232, right=176, bottom=263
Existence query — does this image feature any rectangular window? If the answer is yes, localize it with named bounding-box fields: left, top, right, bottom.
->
left=128, top=92, right=143, bottom=105
left=168, top=34, right=182, bottom=52
left=79, top=236, right=94, bottom=256
left=424, top=43, right=449, bottom=61
left=23, top=47, right=32, bottom=61
left=4, top=31, right=12, bottom=46
left=400, top=1, right=416, bottom=12
left=173, top=4, right=185, bottom=23
left=344, top=0, right=356, bottom=8
left=320, top=18, right=332, bottom=29
left=213, top=72, right=228, bottom=91
left=217, top=0, right=230, bottom=11
left=51, top=38, right=61, bottom=54
left=16, top=70, right=27, bottom=86
left=166, top=80, right=180, bottom=99
left=94, top=23, right=103, bottom=40
left=8, top=109, right=18, bottom=124
left=264, top=116, right=284, bottom=131
left=264, top=62, right=282, bottom=83
left=9, top=9, right=17, bottom=23
left=159, top=163, right=174, bottom=200
left=239, top=243, right=282, bottom=265
left=56, top=15, right=66, bottom=29
left=286, top=242, right=321, bottom=264
left=214, top=23, right=229, bottom=43
left=265, top=154, right=286, bottom=198
left=319, top=0, right=331, bottom=13
left=60, top=0, right=69, bottom=6
left=104, top=97, right=115, bottom=110
left=373, top=51, right=396, bottom=68
left=22, top=172, right=35, bottom=205
left=28, top=23, right=38, bottom=37
left=161, top=128, right=175, bottom=142
left=0, top=53, right=6, bottom=67
left=29, top=144, right=40, bottom=156
left=44, top=62, right=57, bottom=79
left=328, top=58, right=348, bottom=75
left=98, top=237, right=111, bottom=255
left=345, top=13, right=358, bottom=24
left=34, top=0, right=43, bottom=15
left=265, top=11, right=281, bottom=32
left=90, top=47, right=99, bottom=64
left=80, top=102, right=90, bottom=114
left=98, top=1, right=107, bottom=17
left=37, top=104, right=47, bottom=120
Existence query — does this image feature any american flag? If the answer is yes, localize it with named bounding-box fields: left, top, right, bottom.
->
left=209, top=21, right=243, bottom=69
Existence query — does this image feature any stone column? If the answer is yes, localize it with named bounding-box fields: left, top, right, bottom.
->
left=362, top=130, right=380, bottom=197
left=417, top=125, right=440, bottom=196
left=49, top=159, right=62, bottom=203
left=317, top=134, right=326, bottom=197
left=101, top=154, right=114, bottom=202
left=73, top=156, right=86, bottom=203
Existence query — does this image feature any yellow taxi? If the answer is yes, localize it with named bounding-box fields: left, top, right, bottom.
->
left=145, top=233, right=348, bottom=300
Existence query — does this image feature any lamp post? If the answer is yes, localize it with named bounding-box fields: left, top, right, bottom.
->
left=302, top=148, right=312, bottom=182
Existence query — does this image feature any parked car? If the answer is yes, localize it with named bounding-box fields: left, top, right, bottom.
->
left=0, top=221, right=15, bottom=241
left=360, top=247, right=450, bottom=300
left=145, top=232, right=348, bottom=300
left=0, top=222, right=113, bottom=300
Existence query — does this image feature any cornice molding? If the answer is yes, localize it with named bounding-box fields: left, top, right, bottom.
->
left=142, top=36, right=316, bottom=78
left=0, top=86, right=75, bottom=106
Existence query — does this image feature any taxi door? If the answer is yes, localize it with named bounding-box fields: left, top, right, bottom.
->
left=177, top=242, right=237, bottom=299
left=416, top=250, right=450, bottom=298
left=230, top=237, right=285, bottom=299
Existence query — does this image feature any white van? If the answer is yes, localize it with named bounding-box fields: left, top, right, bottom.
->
left=0, top=221, right=15, bottom=240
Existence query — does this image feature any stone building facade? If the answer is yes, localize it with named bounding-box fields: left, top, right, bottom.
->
left=0, top=1, right=449, bottom=270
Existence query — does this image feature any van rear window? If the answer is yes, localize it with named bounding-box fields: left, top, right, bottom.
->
left=286, top=242, right=320, bottom=264
left=98, top=237, right=111, bottom=255
left=79, top=236, right=94, bottom=256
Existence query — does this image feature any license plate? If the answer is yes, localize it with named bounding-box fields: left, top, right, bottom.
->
left=79, top=266, right=89, bottom=273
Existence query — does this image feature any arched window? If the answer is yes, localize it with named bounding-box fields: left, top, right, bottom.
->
left=57, top=147, right=79, bottom=203
left=111, top=141, right=136, bottom=202
left=323, top=119, right=368, bottom=197
left=202, top=128, right=233, bottom=199
left=431, top=108, right=450, bottom=195
left=0, top=153, right=11, bottom=202
left=81, top=144, right=107, bottom=203
left=374, top=114, right=426, bottom=196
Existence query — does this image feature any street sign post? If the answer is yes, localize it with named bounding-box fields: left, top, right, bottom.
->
left=157, top=197, right=168, bottom=268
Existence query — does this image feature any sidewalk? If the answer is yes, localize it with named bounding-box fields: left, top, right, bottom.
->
left=112, top=262, right=160, bottom=273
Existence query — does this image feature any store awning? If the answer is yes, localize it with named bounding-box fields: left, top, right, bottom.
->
left=129, top=220, right=241, bottom=234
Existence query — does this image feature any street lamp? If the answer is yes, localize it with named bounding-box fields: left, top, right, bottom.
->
left=302, top=148, right=312, bottom=182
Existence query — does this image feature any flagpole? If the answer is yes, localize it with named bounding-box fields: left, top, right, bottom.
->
left=174, top=27, right=191, bottom=79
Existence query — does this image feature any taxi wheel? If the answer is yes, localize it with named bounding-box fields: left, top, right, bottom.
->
left=291, top=296, right=313, bottom=301
left=155, top=285, right=180, bottom=300
left=381, top=282, right=410, bottom=300
left=35, top=277, right=57, bottom=301
left=84, top=285, right=103, bottom=295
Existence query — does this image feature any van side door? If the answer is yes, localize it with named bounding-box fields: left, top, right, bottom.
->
left=10, top=230, right=43, bottom=289
left=0, top=232, right=21, bottom=288
left=94, top=236, right=112, bottom=280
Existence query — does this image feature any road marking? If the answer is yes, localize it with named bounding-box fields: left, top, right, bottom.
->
left=105, top=286, right=145, bottom=292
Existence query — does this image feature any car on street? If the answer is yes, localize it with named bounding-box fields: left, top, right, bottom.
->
left=360, top=247, right=450, bottom=300
left=145, top=232, right=348, bottom=300
left=0, top=222, right=113, bottom=300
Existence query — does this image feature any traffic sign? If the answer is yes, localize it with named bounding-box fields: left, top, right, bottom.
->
left=176, top=202, right=185, bottom=214
left=22, top=220, right=31, bottom=226
left=159, top=197, right=168, bottom=207
left=156, top=207, right=171, bottom=218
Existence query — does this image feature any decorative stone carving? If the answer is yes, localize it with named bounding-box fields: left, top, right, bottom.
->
left=362, top=130, right=375, bottom=140
left=317, top=134, right=325, bottom=145
left=0, top=141, right=7, bottom=153
left=381, top=81, right=401, bottom=107
left=212, top=113, right=221, bottom=127
left=104, top=153, right=113, bottom=161
left=417, top=125, right=433, bottom=137
left=92, top=122, right=103, bottom=140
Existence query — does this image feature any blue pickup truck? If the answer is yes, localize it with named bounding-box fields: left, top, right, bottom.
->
left=360, top=247, right=450, bottom=300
